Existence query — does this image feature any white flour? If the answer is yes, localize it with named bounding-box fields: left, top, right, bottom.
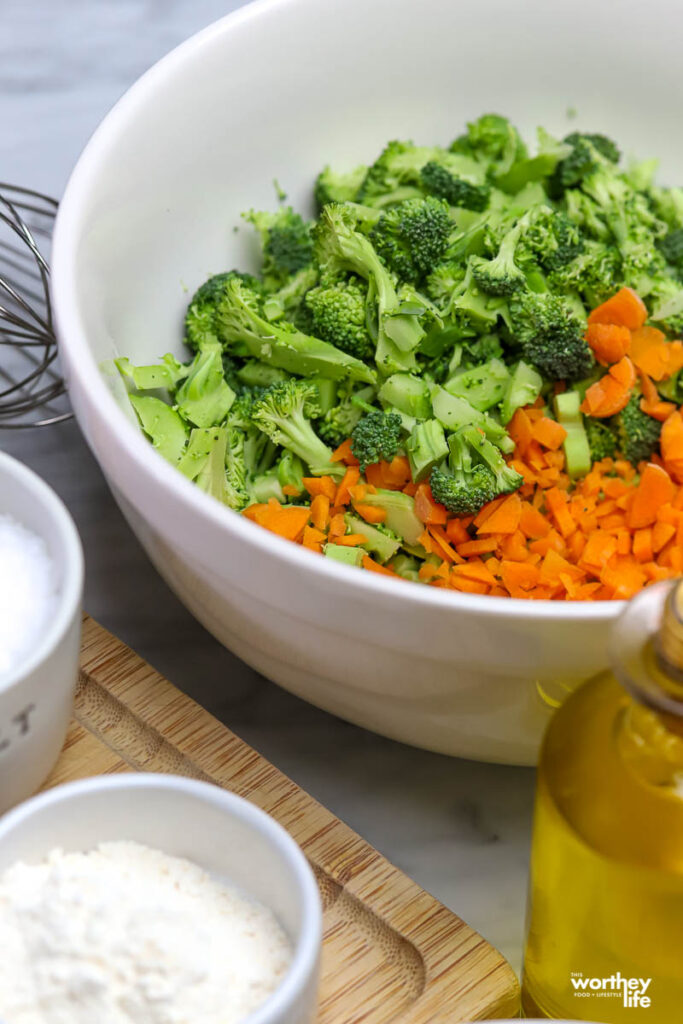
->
left=0, top=840, right=293, bottom=1024
left=0, top=514, right=57, bottom=680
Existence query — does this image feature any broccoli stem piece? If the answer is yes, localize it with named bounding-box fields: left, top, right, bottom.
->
left=357, top=489, right=423, bottom=546
left=116, top=354, right=188, bottom=392
left=458, top=424, right=524, bottom=494
left=250, top=470, right=286, bottom=504
left=174, top=343, right=236, bottom=428
left=430, top=385, right=514, bottom=453
left=406, top=419, right=449, bottom=483
left=324, top=543, right=364, bottom=567
left=378, top=373, right=432, bottom=420
left=236, top=361, right=289, bottom=388
left=553, top=391, right=592, bottom=479
left=444, top=357, right=510, bottom=412
left=344, top=513, right=401, bottom=563
left=500, top=361, right=544, bottom=424
left=218, top=278, right=376, bottom=384
left=129, top=395, right=188, bottom=464
left=252, top=380, right=344, bottom=479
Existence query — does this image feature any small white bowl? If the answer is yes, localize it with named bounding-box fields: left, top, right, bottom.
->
left=0, top=773, right=322, bottom=1024
left=0, top=451, right=83, bottom=813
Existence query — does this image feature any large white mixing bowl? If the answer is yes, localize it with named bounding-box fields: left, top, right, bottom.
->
left=51, top=0, right=681, bottom=764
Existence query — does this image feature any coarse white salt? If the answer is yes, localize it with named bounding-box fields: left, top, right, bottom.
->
left=0, top=513, right=58, bottom=680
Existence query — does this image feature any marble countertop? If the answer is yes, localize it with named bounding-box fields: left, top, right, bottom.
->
left=0, top=0, right=535, bottom=977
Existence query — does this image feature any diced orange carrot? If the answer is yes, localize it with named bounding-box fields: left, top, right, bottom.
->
left=310, top=493, right=330, bottom=531
left=331, top=438, right=358, bottom=465
left=362, top=555, right=397, bottom=576
left=414, top=482, right=448, bottom=525
left=477, top=493, right=523, bottom=535
left=508, top=408, right=534, bottom=455
left=544, top=487, right=576, bottom=538
left=632, top=527, right=653, bottom=563
left=456, top=537, right=500, bottom=557
left=532, top=417, right=567, bottom=450
left=500, top=560, right=541, bottom=593
left=587, top=287, right=647, bottom=330
left=445, top=518, right=471, bottom=545
left=519, top=501, right=552, bottom=539
left=335, top=466, right=360, bottom=507
left=628, top=463, right=675, bottom=529
left=353, top=502, right=387, bottom=524
left=303, top=476, right=337, bottom=500
left=586, top=322, right=631, bottom=365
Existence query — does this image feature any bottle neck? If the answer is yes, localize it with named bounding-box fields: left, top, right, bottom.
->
left=613, top=581, right=683, bottom=786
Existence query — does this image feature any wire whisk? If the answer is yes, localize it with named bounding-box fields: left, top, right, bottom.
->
left=0, top=184, right=71, bottom=428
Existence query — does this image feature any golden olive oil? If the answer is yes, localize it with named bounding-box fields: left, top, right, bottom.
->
left=522, top=581, right=683, bottom=1021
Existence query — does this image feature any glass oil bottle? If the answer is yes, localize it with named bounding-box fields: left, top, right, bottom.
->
left=522, top=579, right=683, bottom=1022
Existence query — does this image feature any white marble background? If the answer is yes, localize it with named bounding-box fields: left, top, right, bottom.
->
left=0, top=0, right=535, bottom=976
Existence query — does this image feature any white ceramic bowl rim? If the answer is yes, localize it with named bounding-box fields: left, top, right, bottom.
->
left=0, top=451, right=84, bottom=695
left=0, top=773, right=322, bottom=1024
left=50, top=0, right=621, bottom=624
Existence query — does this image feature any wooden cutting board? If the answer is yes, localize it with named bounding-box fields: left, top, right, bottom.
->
left=43, top=616, right=519, bottom=1022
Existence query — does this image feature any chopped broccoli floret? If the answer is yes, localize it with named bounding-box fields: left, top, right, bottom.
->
left=547, top=240, right=622, bottom=309
left=614, top=393, right=662, bottom=465
left=450, top=114, right=527, bottom=178
left=313, top=203, right=424, bottom=373
left=262, top=266, right=319, bottom=323
left=508, top=290, right=594, bottom=381
left=357, top=139, right=484, bottom=208
left=185, top=271, right=263, bottom=351
left=658, top=227, right=683, bottom=277
left=370, top=197, right=452, bottom=283
left=552, top=132, right=620, bottom=191
left=420, top=162, right=490, bottom=211
left=316, top=382, right=375, bottom=446
left=429, top=427, right=498, bottom=517
left=305, top=276, right=374, bottom=359
left=351, top=409, right=402, bottom=470
left=251, top=379, right=343, bottom=479
left=518, top=208, right=584, bottom=272
left=584, top=417, right=618, bottom=463
left=217, top=277, right=375, bottom=383
left=244, top=207, right=314, bottom=290
left=461, top=423, right=523, bottom=493
left=469, top=216, right=528, bottom=296
left=315, top=164, right=368, bottom=208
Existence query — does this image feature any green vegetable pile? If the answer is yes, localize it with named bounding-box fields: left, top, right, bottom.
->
left=118, top=114, right=683, bottom=547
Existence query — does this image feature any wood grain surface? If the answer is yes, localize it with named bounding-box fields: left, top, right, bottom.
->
left=44, top=616, right=520, bottom=1022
